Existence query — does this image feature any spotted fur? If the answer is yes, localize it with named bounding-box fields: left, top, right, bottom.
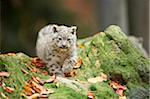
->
left=36, top=24, right=77, bottom=76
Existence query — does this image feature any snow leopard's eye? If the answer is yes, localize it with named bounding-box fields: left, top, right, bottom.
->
left=67, top=38, right=70, bottom=41
left=71, top=31, right=75, bottom=35
left=58, top=37, right=62, bottom=40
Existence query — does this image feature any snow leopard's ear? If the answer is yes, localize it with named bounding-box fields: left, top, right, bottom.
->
left=52, top=25, right=58, bottom=33
left=71, top=26, right=77, bottom=35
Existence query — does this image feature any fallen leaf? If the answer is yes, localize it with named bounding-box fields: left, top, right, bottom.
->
left=109, top=81, right=119, bottom=89
left=100, top=73, right=107, bottom=81
left=21, top=68, right=29, bottom=75
left=30, top=67, right=40, bottom=73
left=23, top=76, right=54, bottom=98
left=110, top=81, right=127, bottom=96
left=32, top=76, right=44, bottom=85
left=23, top=93, right=50, bottom=99
left=3, top=87, right=14, bottom=94
left=40, top=89, right=54, bottom=95
left=116, top=88, right=124, bottom=96
left=0, top=72, right=10, bottom=77
left=23, top=84, right=35, bottom=96
left=44, top=75, right=56, bottom=83
left=74, top=58, right=82, bottom=69
left=26, top=93, right=40, bottom=99
left=31, top=57, right=46, bottom=68
left=88, top=73, right=107, bottom=83
left=88, top=92, right=94, bottom=99
left=29, top=80, right=43, bottom=93
left=110, top=81, right=127, bottom=90
left=0, top=92, right=9, bottom=99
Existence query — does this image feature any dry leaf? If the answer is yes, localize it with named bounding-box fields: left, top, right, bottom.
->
left=29, top=80, right=43, bottom=93
left=74, top=58, right=82, bottom=69
left=0, top=72, right=10, bottom=77
left=110, top=81, right=127, bottom=90
left=31, top=57, right=46, bottom=68
left=23, top=84, right=35, bottom=96
left=26, top=93, right=40, bottom=99
left=40, top=89, right=54, bottom=95
left=3, top=87, right=14, bottom=94
left=88, top=92, right=94, bottom=99
left=23, top=76, right=54, bottom=98
left=30, top=67, right=40, bottom=73
left=110, top=81, right=127, bottom=96
left=116, top=89, right=124, bottom=96
left=44, top=75, right=56, bottom=83
left=32, top=77, right=44, bottom=85
left=88, top=73, right=107, bottom=83
left=0, top=92, right=9, bottom=99
left=21, top=68, right=29, bottom=75
left=110, top=81, right=119, bottom=89
left=23, top=93, right=50, bottom=99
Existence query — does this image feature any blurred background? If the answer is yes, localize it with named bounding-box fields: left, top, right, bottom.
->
left=0, top=0, right=149, bottom=56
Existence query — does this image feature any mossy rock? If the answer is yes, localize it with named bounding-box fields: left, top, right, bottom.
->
left=0, top=25, right=149, bottom=99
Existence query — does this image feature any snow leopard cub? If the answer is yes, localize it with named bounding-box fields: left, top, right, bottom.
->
left=36, top=24, right=77, bottom=76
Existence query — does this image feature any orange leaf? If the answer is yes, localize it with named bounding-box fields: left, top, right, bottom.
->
left=3, top=87, right=14, bottom=94
left=110, top=81, right=127, bottom=90
left=74, top=58, right=82, bottom=69
left=88, top=92, right=94, bottom=99
left=26, top=93, right=40, bottom=99
left=116, top=88, right=124, bottom=96
left=110, top=81, right=127, bottom=96
left=88, top=73, right=107, bottom=83
left=32, top=76, right=44, bottom=85
left=30, top=67, right=40, bottom=73
left=31, top=57, right=46, bottom=68
left=109, top=81, right=119, bottom=89
left=29, top=80, right=43, bottom=93
left=0, top=72, right=10, bottom=77
left=23, top=84, right=35, bottom=96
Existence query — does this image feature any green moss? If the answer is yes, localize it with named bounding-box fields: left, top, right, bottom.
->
left=49, top=85, right=87, bottom=99
left=89, top=83, right=118, bottom=99
left=0, top=25, right=149, bottom=98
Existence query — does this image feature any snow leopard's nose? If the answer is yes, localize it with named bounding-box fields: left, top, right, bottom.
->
left=61, top=45, right=68, bottom=49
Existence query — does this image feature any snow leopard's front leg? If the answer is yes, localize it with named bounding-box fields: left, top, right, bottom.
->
left=62, top=52, right=77, bottom=73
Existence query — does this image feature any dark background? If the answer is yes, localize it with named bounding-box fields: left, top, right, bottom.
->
left=0, top=0, right=149, bottom=56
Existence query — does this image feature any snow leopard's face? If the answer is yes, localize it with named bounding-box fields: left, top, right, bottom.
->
left=52, top=25, right=77, bottom=51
